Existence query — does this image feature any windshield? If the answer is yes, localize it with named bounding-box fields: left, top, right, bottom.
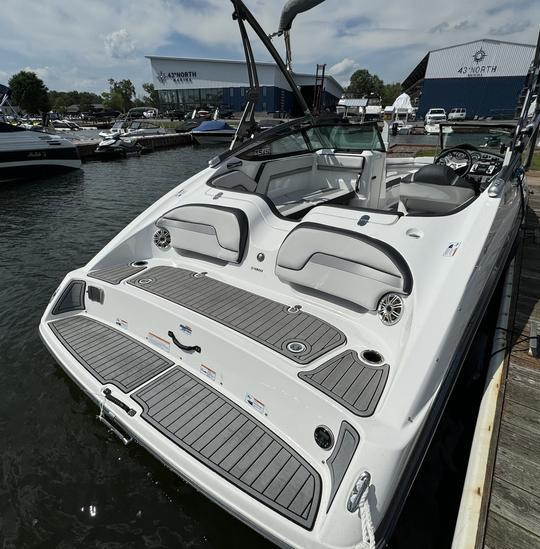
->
left=366, top=97, right=381, bottom=106
left=441, top=124, right=514, bottom=155
left=235, top=119, right=385, bottom=161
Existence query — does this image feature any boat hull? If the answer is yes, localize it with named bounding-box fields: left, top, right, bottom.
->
left=0, top=153, right=81, bottom=182
left=192, top=131, right=235, bottom=145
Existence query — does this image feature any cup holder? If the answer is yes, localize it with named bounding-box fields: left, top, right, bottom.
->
left=360, top=349, right=385, bottom=366
left=131, top=260, right=148, bottom=267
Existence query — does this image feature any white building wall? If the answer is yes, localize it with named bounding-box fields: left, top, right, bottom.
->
left=426, top=40, right=535, bottom=80
left=150, top=57, right=282, bottom=90
left=148, top=56, right=343, bottom=97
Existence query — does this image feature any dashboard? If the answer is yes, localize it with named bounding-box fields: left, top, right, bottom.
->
left=435, top=147, right=504, bottom=188
left=469, top=151, right=503, bottom=177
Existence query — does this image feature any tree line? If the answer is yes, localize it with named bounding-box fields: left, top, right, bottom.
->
left=7, top=71, right=159, bottom=115
left=345, top=69, right=402, bottom=106
left=5, top=67, right=402, bottom=116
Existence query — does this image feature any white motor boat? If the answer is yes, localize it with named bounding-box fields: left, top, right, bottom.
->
left=50, top=119, right=83, bottom=131
left=39, top=4, right=540, bottom=548
left=0, top=122, right=81, bottom=181
left=191, top=120, right=236, bottom=145
left=99, top=119, right=167, bottom=139
left=0, top=86, right=81, bottom=181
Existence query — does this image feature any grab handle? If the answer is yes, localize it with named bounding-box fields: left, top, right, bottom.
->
left=168, top=330, right=201, bottom=353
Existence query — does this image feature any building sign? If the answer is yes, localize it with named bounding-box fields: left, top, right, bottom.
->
left=457, top=48, right=498, bottom=77
left=425, top=40, right=535, bottom=80
left=156, top=71, right=198, bottom=84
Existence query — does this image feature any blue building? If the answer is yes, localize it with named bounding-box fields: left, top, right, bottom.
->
left=402, top=39, right=536, bottom=119
left=146, top=56, right=343, bottom=115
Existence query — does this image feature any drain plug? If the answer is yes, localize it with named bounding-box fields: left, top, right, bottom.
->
left=287, top=341, right=306, bottom=354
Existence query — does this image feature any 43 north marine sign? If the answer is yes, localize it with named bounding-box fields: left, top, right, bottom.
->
left=157, top=71, right=197, bottom=84
left=426, top=40, right=534, bottom=80
left=456, top=49, right=498, bottom=77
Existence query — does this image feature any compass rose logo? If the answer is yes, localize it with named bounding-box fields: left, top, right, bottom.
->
left=157, top=71, right=167, bottom=84
left=472, top=48, right=487, bottom=63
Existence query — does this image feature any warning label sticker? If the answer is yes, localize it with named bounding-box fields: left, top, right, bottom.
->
left=200, top=364, right=216, bottom=382
left=115, top=318, right=128, bottom=330
left=245, top=393, right=266, bottom=415
left=146, top=332, right=170, bottom=353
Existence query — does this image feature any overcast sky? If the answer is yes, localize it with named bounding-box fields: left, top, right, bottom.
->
left=0, top=0, right=538, bottom=96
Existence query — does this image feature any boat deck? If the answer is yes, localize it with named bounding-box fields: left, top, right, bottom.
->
left=47, top=314, right=322, bottom=529
left=124, top=265, right=346, bottom=364
left=479, top=176, right=540, bottom=549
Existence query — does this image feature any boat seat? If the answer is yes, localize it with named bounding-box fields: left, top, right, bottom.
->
left=156, top=204, right=248, bottom=263
left=275, top=222, right=412, bottom=310
left=400, top=164, right=475, bottom=213
left=210, top=170, right=257, bottom=193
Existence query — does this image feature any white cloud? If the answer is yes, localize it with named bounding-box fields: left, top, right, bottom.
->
left=328, top=58, right=359, bottom=77
left=0, top=0, right=538, bottom=93
left=104, top=29, right=136, bottom=59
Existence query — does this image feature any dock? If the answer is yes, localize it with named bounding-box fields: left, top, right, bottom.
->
left=453, top=173, right=540, bottom=549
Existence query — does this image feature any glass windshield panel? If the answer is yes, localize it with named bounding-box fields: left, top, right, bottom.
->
left=244, top=133, right=309, bottom=158
left=307, top=124, right=385, bottom=151
left=441, top=125, right=514, bottom=154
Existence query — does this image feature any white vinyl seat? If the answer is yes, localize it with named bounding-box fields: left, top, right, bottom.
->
left=275, top=222, right=412, bottom=310
left=156, top=204, right=248, bottom=263
left=400, top=164, right=475, bottom=213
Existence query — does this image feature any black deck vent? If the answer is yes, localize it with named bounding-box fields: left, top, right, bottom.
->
left=52, top=280, right=86, bottom=315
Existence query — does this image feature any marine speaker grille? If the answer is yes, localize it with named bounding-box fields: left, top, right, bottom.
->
left=377, top=293, right=404, bottom=326
left=153, top=228, right=171, bottom=250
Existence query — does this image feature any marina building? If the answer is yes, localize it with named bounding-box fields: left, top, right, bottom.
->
left=402, top=39, right=536, bottom=119
left=146, top=56, right=343, bottom=115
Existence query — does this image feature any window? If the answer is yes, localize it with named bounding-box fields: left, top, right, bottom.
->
left=306, top=125, right=385, bottom=152
left=240, top=133, right=309, bottom=159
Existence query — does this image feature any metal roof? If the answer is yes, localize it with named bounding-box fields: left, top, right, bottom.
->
left=338, top=98, right=368, bottom=107
left=429, top=38, right=535, bottom=54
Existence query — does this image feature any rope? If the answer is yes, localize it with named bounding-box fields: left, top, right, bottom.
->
left=358, top=486, right=376, bottom=549
left=91, top=390, right=107, bottom=420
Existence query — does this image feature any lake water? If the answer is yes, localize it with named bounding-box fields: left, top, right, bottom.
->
left=0, top=146, right=496, bottom=548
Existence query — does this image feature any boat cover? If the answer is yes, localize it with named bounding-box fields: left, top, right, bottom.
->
left=193, top=120, right=234, bottom=132
left=392, top=93, right=413, bottom=111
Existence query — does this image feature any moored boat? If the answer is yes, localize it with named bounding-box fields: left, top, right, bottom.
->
left=39, top=3, right=540, bottom=548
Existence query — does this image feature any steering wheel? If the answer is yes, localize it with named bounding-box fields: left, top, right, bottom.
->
left=434, top=148, right=473, bottom=176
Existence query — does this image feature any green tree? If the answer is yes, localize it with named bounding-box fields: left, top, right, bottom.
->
left=48, top=90, right=102, bottom=113
left=103, top=78, right=135, bottom=112
left=382, top=83, right=402, bottom=107
left=142, top=82, right=160, bottom=108
left=346, top=69, right=384, bottom=98
left=9, top=71, right=50, bottom=114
